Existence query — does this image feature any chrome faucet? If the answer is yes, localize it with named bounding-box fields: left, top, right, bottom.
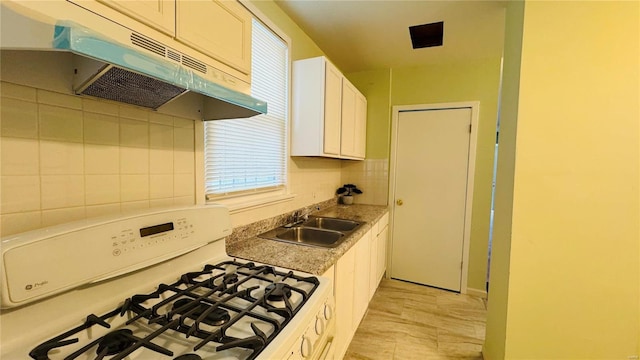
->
left=292, top=209, right=309, bottom=224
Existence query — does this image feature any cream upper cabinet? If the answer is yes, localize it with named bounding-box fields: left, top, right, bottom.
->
left=67, top=0, right=252, bottom=77
left=291, top=56, right=366, bottom=160
left=340, top=80, right=357, bottom=157
left=354, top=91, right=367, bottom=158
left=340, top=79, right=367, bottom=159
left=176, top=0, right=252, bottom=75
left=324, top=61, right=343, bottom=155
left=70, top=0, right=176, bottom=35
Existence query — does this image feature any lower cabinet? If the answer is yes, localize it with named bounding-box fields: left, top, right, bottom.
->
left=334, top=244, right=356, bottom=359
left=333, top=212, right=388, bottom=359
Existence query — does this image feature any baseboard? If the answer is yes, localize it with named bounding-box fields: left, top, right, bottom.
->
left=466, top=287, right=488, bottom=299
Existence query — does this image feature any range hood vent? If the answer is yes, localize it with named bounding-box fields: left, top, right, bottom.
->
left=77, top=66, right=188, bottom=109
left=1, top=3, right=267, bottom=119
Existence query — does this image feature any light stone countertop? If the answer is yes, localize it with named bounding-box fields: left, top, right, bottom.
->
left=226, top=204, right=389, bottom=275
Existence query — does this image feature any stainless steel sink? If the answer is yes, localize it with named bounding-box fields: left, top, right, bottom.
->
left=275, top=227, right=344, bottom=247
left=258, top=216, right=363, bottom=248
left=302, top=216, right=360, bottom=232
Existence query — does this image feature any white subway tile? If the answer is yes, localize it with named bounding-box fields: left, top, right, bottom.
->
left=173, top=127, right=194, bottom=151
left=121, top=174, right=149, bottom=202
left=85, top=144, right=119, bottom=174
left=121, top=200, right=150, bottom=213
left=119, top=105, right=148, bottom=121
left=173, top=117, right=194, bottom=129
left=149, top=124, right=173, bottom=149
left=149, top=113, right=173, bottom=125
left=84, top=112, right=119, bottom=145
left=40, top=141, right=84, bottom=175
left=149, top=148, right=173, bottom=174
left=82, top=98, right=119, bottom=116
left=39, top=104, right=83, bottom=142
left=1, top=137, right=39, bottom=175
left=1, top=82, right=36, bottom=102
left=37, top=89, right=82, bottom=110
left=85, top=174, right=120, bottom=205
left=120, top=147, right=149, bottom=174
left=120, top=118, right=148, bottom=148
left=173, top=174, right=194, bottom=197
left=149, top=198, right=174, bottom=208
left=149, top=174, right=173, bottom=199
left=1, top=211, right=41, bottom=236
left=1, top=175, right=40, bottom=213
left=86, top=203, right=121, bottom=219
left=1, top=98, right=38, bottom=139
left=41, top=207, right=85, bottom=227
left=173, top=196, right=194, bottom=206
left=41, top=175, right=85, bottom=209
left=174, top=151, right=194, bottom=174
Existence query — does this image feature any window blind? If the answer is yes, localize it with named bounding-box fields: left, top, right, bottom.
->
left=204, top=19, right=288, bottom=197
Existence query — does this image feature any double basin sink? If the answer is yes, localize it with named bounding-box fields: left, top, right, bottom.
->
left=259, top=216, right=362, bottom=248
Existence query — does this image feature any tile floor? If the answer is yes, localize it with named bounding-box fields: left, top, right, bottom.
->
left=344, top=279, right=487, bottom=360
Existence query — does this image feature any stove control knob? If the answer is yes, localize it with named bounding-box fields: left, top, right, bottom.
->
left=323, top=303, right=333, bottom=320
left=301, top=336, right=312, bottom=358
left=315, top=316, right=324, bottom=335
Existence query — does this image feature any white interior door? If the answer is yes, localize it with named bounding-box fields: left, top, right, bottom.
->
left=390, top=108, right=472, bottom=292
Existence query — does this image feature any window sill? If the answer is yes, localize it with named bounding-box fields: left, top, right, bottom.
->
left=207, top=192, right=296, bottom=214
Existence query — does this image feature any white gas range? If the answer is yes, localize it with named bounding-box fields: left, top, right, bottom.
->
left=0, top=206, right=335, bottom=360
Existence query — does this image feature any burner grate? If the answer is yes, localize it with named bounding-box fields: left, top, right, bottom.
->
left=29, top=260, right=319, bottom=360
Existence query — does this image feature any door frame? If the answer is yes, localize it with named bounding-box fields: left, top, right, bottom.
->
left=388, top=101, right=479, bottom=294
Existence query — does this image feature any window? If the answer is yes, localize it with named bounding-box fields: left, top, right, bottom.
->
left=204, top=18, right=288, bottom=201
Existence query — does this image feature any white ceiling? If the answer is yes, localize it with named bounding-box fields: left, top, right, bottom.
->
left=275, top=0, right=507, bottom=73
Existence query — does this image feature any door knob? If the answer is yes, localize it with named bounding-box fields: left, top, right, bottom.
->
left=396, top=199, right=403, bottom=206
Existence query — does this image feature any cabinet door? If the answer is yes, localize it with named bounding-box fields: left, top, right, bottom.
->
left=323, top=61, right=342, bottom=156
left=352, top=229, right=372, bottom=329
left=334, top=245, right=356, bottom=359
left=176, top=0, right=252, bottom=74
left=369, top=232, right=378, bottom=301
left=91, top=0, right=175, bottom=34
left=340, top=80, right=357, bottom=157
left=377, top=225, right=388, bottom=283
left=354, top=92, right=367, bottom=158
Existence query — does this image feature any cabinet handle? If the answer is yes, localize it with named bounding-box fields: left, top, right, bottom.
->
left=396, top=199, right=403, bottom=206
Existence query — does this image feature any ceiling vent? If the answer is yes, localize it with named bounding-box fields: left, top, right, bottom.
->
left=409, top=21, right=444, bottom=49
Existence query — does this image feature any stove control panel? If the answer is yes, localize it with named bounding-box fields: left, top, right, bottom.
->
left=109, top=217, right=195, bottom=257
left=1, top=206, right=231, bottom=308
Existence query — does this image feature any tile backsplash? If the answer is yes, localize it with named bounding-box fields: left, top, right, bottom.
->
left=341, top=158, right=389, bottom=206
left=0, top=81, right=196, bottom=236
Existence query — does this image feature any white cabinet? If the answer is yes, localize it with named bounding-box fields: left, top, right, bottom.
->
left=332, top=212, right=388, bottom=358
left=291, top=56, right=367, bottom=159
left=324, top=61, right=343, bottom=156
left=375, top=213, right=389, bottom=285
left=89, top=0, right=176, bottom=35
left=334, top=244, right=356, bottom=359
left=340, top=81, right=367, bottom=159
left=352, top=229, right=372, bottom=329
left=67, top=0, right=252, bottom=77
left=176, top=0, right=252, bottom=74
left=367, top=212, right=388, bottom=301
left=354, top=92, right=367, bottom=158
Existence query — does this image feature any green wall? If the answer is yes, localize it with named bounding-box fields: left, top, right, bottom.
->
left=486, top=1, right=639, bottom=358
left=390, top=59, right=502, bottom=292
left=248, top=0, right=323, bottom=61
left=348, top=58, right=503, bottom=292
